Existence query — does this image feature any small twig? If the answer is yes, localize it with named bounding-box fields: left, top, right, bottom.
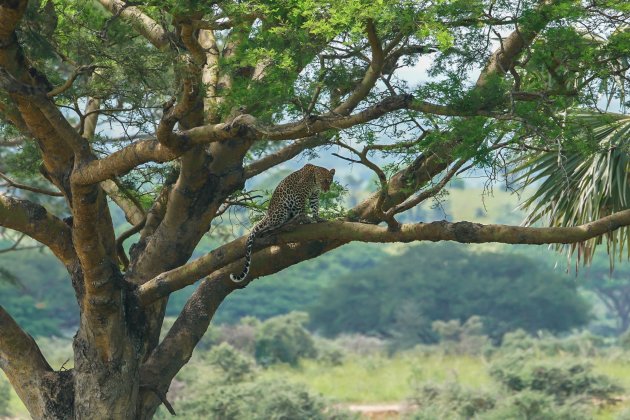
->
left=0, top=171, right=64, bottom=196
left=386, top=158, right=468, bottom=217
left=331, top=152, right=361, bottom=164
left=46, top=65, right=99, bottom=98
left=215, top=194, right=264, bottom=217
left=59, top=359, right=71, bottom=371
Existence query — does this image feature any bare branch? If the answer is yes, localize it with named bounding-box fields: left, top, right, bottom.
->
left=46, top=65, right=98, bottom=98
left=385, top=159, right=468, bottom=217
left=0, top=171, right=64, bottom=196
left=244, top=136, right=330, bottom=179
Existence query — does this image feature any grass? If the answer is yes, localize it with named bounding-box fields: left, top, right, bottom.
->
left=259, top=351, right=495, bottom=403
left=258, top=351, right=630, bottom=419
left=593, top=356, right=630, bottom=419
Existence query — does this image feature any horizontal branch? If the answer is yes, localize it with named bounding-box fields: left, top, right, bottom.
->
left=71, top=139, right=178, bottom=185
left=71, top=95, right=414, bottom=185
left=137, top=209, right=630, bottom=306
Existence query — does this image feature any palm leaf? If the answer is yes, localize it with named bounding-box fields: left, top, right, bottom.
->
left=514, top=111, right=630, bottom=266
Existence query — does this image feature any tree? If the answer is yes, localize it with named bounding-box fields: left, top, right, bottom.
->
left=581, top=257, right=630, bottom=334
left=309, top=244, right=590, bottom=340
left=0, top=0, right=628, bottom=418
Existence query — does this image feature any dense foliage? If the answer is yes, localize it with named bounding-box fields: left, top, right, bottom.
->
left=310, top=243, right=590, bottom=341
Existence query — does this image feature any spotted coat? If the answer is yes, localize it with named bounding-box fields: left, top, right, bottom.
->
left=230, top=164, right=335, bottom=283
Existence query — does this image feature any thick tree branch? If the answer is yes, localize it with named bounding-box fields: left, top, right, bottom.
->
left=0, top=306, right=58, bottom=419
left=97, top=0, right=169, bottom=49
left=137, top=209, right=630, bottom=306
left=333, top=19, right=384, bottom=115
left=477, top=0, right=554, bottom=87
left=138, top=239, right=342, bottom=418
left=0, top=0, right=27, bottom=40
left=0, top=193, right=76, bottom=264
left=70, top=94, right=412, bottom=185
left=70, top=91, right=512, bottom=187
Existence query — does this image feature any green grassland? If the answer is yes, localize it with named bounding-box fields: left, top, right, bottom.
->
left=263, top=352, right=630, bottom=419
left=5, top=340, right=630, bottom=419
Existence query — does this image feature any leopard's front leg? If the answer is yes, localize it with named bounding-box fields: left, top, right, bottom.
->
left=309, top=192, right=326, bottom=222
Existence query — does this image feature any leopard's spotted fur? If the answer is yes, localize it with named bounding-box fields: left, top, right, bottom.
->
left=230, top=163, right=335, bottom=283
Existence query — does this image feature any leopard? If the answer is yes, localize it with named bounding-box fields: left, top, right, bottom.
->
left=230, top=163, right=335, bottom=283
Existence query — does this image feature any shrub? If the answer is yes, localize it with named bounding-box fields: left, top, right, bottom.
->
left=406, top=382, right=496, bottom=419
left=498, top=330, right=607, bottom=358
left=314, top=337, right=345, bottom=366
left=156, top=379, right=354, bottom=420
left=489, top=352, right=622, bottom=403
left=217, top=320, right=258, bottom=355
left=432, top=316, right=490, bottom=355
left=205, top=343, right=256, bottom=384
left=479, top=390, right=592, bottom=420
left=619, top=329, right=630, bottom=350
left=254, top=312, right=316, bottom=366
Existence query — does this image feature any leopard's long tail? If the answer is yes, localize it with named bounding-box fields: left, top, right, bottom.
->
left=230, top=219, right=268, bottom=283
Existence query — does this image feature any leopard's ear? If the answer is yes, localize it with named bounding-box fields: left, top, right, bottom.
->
left=329, top=169, right=335, bottom=176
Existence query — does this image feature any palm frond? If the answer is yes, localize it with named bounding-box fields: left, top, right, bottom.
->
left=514, top=110, right=630, bottom=266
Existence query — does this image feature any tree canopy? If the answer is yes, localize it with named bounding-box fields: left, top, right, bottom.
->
left=0, top=0, right=628, bottom=418
left=310, top=243, right=590, bottom=341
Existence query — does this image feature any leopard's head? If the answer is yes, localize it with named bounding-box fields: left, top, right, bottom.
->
left=316, top=167, right=335, bottom=192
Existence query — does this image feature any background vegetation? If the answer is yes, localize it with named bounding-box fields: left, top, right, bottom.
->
left=3, top=186, right=630, bottom=418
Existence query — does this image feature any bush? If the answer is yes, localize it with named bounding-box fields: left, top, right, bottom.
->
left=479, top=390, right=592, bottom=420
left=217, top=318, right=259, bottom=355
left=432, top=316, right=490, bottom=355
left=254, top=312, right=316, bottom=366
left=619, top=329, right=630, bottom=350
left=489, top=352, right=622, bottom=403
left=205, top=343, right=256, bottom=384
left=497, top=330, right=607, bottom=358
left=407, top=382, right=496, bottom=419
left=157, top=379, right=354, bottom=420
left=314, top=337, right=345, bottom=366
